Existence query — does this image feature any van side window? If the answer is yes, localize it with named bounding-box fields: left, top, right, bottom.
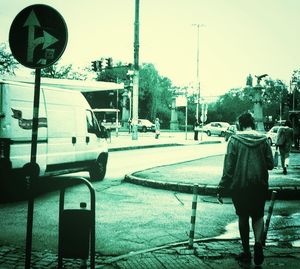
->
left=86, top=110, right=99, bottom=134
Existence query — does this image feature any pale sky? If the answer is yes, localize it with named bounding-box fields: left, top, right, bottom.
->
left=1, top=0, right=300, bottom=97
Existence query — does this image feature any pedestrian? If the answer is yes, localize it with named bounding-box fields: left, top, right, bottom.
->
left=217, top=112, right=274, bottom=266
left=155, top=117, right=160, bottom=139
left=193, top=118, right=199, bottom=141
left=276, top=120, right=294, bottom=175
left=128, top=118, right=132, bottom=134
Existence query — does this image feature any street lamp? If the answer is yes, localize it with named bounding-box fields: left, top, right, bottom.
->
left=274, top=81, right=283, bottom=122
left=192, top=24, right=205, bottom=122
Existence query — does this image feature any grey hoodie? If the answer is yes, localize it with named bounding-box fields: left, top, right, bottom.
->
left=219, top=130, right=274, bottom=191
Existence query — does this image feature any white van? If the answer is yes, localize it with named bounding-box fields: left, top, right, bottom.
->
left=0, top=79, right=108, bottom=191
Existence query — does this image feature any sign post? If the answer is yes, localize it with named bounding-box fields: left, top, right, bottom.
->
left=25, top=68, right=41, bottom=269
left=9, top=4, right=68, bottom=268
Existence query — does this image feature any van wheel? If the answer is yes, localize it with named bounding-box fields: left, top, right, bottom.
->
left=206, top=130, right=211, bottom=136
left=89, top=156, right=107, bottom=181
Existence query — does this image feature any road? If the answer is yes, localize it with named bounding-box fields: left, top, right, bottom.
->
left=0, top=143, right=299, bottom=257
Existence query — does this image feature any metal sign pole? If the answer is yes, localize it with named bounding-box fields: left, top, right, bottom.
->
left=25, top=68, right=41, bottom=268
left=9, top=5, right=67, bottom=268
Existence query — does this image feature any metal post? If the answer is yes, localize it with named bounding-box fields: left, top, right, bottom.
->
left=262, top=190, right=277, bottom=246
left=185, top=88, right=188, bottom=140
left=196, top=26, right=200, bottom=122
left=132, top=0, right=140, bottom=140
left=192, top=24, right=204, bottom=121
left=188, top=185, right=198, bottom=249
left=25, top=68, right=41, bottom=268
left=116, top=89, right=119, bottom=137
left=185, top=101, right=188, bottom=140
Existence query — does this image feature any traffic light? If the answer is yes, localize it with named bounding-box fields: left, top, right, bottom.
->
left=91, top=60, right=103, bottom=72
left=91, top=61, right=97, bottom=71
left=106, top=57, right=113, bottom=69
left=97, top=60, right=103, bottom=71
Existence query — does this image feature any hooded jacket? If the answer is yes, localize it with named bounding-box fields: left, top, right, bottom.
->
left=219, top=130, right=274, bottom=191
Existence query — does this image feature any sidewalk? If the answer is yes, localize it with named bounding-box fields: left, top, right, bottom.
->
left=126, top=151, right=300, bottom=199
left=1, top=238, right=300, bottom=268
left=114, top=130, right=300, bottom=198
left=1, top=130, right=299, bottom=268
left=107, top=130, right=224, bottom=151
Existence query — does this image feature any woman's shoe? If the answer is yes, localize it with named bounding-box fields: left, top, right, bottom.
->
left=235, top=252, right=251, bottom=263
left=283, top=167, right=287, bottom=175
left=254, top=242, right=264, bottom=266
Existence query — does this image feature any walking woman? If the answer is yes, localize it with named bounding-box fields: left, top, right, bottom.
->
left=217, top=112, right=274, bottom=266
left=276, top=120, right=294, bottom=174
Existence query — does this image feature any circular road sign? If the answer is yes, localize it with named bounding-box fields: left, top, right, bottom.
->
left=9, top=4, right=68, bottom=69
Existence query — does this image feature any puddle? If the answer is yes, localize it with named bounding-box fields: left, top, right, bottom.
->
left=217, top=213, right=300, bottom=247
left=292, top=240, right=300, bottom=247
left=215, top=221, right=239, bottom=240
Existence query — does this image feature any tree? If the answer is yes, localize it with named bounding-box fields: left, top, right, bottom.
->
left=138, top=63, right=173, bottom=126
left=207, top=76, right=290, bottom=127
left=96, top=61, right=129, bottom=83
left=39, top=62, right=87, bottom=80
left=93, top=61, right=173, bottom=127
left=0, top=42, right=19, bottom=75
left=208, top=88, right=252, bottom=124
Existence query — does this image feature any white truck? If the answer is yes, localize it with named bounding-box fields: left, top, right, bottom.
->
left=0, top=79, right=108, bottom=194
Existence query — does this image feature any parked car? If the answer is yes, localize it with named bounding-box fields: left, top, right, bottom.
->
left=203, top=122, right=230, bottom=137
left=224, top=124, right=237, bottom=141
left=266, top=126, right=280, bottom=145
left=137, top=119, right=155, bottom=132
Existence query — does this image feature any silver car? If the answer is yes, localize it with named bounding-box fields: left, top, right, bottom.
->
left=203, top=122, right=230, bottom=137
left=266, top=126, right=279, bottom=145
left=137, top=119, right=155, bottom=132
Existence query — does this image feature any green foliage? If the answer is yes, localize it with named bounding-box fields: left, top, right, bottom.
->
left=207, top=77, right=292, bottom=125
left=208, top=88, right=252, bottom=123
left=94, top=62, right=173, bottom=127
left=39, top=62, right=87, bottom=80
left=96, top=61, right=129, bottom=82
left=0, top=42, right=18, bottom=75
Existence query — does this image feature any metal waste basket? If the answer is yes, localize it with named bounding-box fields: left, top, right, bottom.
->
left=58, top=177, right=95, bottom=269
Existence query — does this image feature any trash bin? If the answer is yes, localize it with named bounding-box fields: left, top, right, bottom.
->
left=58, top=177, right=95, bottom=269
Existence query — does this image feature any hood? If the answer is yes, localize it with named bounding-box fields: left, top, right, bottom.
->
left=231, top=130, right=267, bottom=147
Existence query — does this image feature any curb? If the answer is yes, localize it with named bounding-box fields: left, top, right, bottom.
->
left=108, top=143, right=182, bottom=152
left=124, top=174, right=217, bottom=195
left=108, top=140, right=222, bottom=152
left=124, top=174, right=300, bottom=199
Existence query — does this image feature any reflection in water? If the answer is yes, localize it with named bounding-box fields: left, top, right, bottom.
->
left=217, top=213, right=300, bottom=247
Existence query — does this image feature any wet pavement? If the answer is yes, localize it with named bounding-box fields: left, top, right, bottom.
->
left=1, top=130, right=300, bottom=268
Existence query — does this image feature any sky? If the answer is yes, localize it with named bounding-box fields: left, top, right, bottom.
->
left=1, top=0, right=300, bottom=98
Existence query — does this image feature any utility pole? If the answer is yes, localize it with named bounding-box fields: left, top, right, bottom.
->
left=132, top=0, right=140, bottom=140
left=192, top=24, right=204, bottom=122
left=194, top=24, right=200, bottom=122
